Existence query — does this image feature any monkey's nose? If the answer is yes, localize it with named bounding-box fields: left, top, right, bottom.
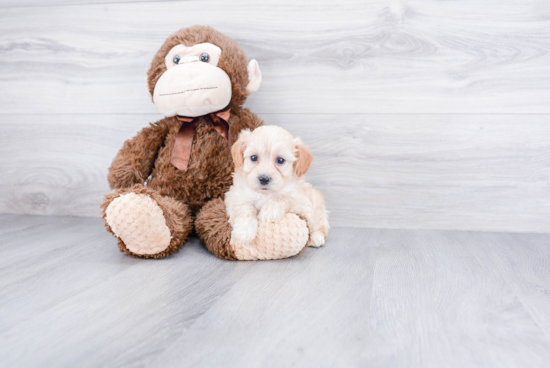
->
left=258, top=175, right=271, bottom=186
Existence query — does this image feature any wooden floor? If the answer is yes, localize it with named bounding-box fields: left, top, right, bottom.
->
left=0, top=214, right=549, bottom=367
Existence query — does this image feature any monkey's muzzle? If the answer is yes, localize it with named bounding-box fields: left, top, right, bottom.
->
left=153, top=62, right=232, bottom=118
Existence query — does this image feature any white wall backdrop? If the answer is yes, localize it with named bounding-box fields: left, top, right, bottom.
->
left=0, top=0, right=549, bottom=233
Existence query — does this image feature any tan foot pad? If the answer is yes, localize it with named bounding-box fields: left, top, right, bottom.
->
left=231, top=213, right=309, bottom=260
left=105, top=193, right=172, bottom=255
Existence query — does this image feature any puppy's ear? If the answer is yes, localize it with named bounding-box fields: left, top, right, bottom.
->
left=294, top=137, right=313, bottom=177
left=231, top=129, right=251, bottom=168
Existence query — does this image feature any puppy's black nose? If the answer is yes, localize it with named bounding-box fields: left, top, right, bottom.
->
left=258, top=175, right=271, bottom=186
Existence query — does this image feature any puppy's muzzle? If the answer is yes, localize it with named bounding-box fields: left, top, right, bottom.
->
left=258, top=175, right=271, bottom=186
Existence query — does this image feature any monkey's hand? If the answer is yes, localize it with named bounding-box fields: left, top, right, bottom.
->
left=107, top=121, right=170, bottom=190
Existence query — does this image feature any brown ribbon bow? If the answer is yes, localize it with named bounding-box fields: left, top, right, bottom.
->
left=171, top=108, right=232, bottom=172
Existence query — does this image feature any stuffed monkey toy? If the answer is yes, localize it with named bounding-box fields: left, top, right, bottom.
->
left=101, top=26, right=309, bottom=260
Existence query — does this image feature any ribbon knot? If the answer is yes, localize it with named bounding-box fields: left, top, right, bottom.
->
left=171, top=108, right=232, bottom=172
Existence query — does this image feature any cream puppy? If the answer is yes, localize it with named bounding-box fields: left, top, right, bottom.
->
left=225, top=125, right=329, bottom=247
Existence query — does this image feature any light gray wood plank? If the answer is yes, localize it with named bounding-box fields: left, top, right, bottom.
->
left=0, top=0, right=190, bottom=8
left=0, top=0, right=549, bottom=114
left=1, top=114, right=548, bottom=233
left=0, top=114, right=145, bottom=217
left=0, top=214, right=256, bottom=368
left=152, top=229, right=550, bottom=368
left=1, top=214, right=550, bottom=367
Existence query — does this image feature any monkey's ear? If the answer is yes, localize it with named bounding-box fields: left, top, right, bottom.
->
left=246, top=60, right=262, bottom=93
left=231, top=129, right=251, bottom=168
left=294, top=137, right=313, bottom=177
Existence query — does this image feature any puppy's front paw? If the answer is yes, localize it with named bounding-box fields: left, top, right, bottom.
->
left=308, top=231, right=326, bottom=247
left=231, top=219, right=258, bottom=244
left=258, top=205, right=286, bottom=223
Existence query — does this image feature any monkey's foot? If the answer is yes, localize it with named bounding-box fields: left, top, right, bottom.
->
left=231, top=213, right=309, bottom=260
left=195, top=198, right=309, bottom=261
left=101, top=185, right=193, bottom=258
left=105, top=192, right=172, bottom=255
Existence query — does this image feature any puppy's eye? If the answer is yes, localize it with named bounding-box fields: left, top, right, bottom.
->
left=277, top=158, right=285, bottom=164
left=200, top=53, right=210, bottom=62
left=173, top=55, right=181, bottom=64
left=250, top=155, right=258, bottom=162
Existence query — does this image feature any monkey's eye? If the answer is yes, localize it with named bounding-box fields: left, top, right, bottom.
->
left=173, top=55, right=181, bottom=64
left=250, top=155, right=258, bottom=162
left=277, top=158, right=285, bottom=164
left=200, top=53, right=210, bottom=62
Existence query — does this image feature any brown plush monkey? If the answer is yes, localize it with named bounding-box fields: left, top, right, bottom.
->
left=101, top=26, right=309, bottom=260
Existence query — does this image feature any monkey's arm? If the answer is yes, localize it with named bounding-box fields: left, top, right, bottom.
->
left=107, top=120, right=170, bottom=190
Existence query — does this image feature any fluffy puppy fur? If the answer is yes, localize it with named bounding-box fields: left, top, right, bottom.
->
left=225, top=125, right=329, bottom=247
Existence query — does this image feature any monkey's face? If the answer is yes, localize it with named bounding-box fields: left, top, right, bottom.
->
left=149, top=27, right=262, bottom=119
left=153, top=42, right=232, bottom=117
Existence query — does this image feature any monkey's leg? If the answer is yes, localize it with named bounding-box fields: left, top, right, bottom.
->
left=100, top=184, right=194, bottom=259
left=195, top=198, right=309, bottom=261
